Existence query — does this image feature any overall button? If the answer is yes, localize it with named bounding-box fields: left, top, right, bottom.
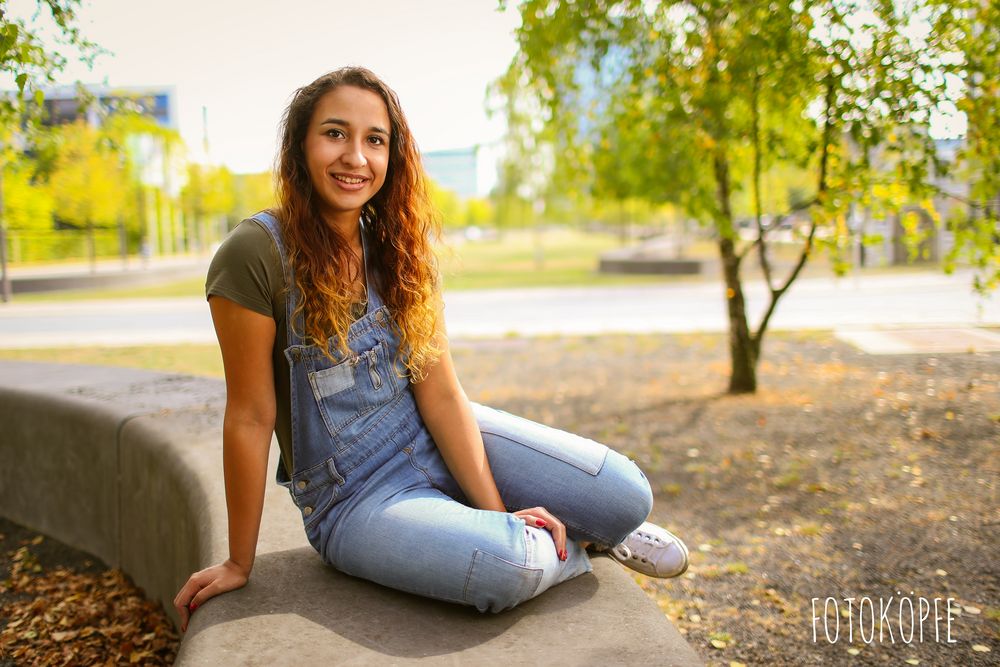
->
left=303, top=507, right=313, bottom=517
left=296, top=480, right=308, bottom=490
left=376, top=310, right=386, bottom=326
left=403, top=446, right=412, bottom=454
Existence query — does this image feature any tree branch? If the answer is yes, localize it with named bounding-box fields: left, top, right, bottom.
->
left=752, top=74, right=835, bottom=351
left=750, top=71, right=774, bottom=292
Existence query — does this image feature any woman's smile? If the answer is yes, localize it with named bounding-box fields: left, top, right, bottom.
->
left=330, top=172, right=371, bottom=190
left=304, top=85, right=391, bottom=228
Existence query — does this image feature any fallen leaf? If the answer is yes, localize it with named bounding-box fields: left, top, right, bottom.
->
left=972, top=645, right=991, bottom=653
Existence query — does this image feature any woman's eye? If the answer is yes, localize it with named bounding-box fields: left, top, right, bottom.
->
left=368, top=135, right=385, bottom=145
left=325, top=129, right=344, bottom=138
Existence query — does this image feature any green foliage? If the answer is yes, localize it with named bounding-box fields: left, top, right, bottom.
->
left=0, top=0, right=102, bottom=141
left=231, top=171, right=273, bottom=222
left=501, top=0, right=986, bottom=392
left=0, top=158, right=52, bottom=231
left=44, top=120, right=130, bottom=229
left=939, top=0, right=1000, bottom=294
left=427, top=178, right=497, bottom=230
left=182, top=164, right=235, bottom=219
left=428, top=178, right=464, bottom=228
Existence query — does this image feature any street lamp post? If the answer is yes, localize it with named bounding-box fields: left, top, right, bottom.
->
left=0, top=165, right=11, bottom=303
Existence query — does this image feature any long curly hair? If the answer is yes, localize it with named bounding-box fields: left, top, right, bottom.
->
left=273, top=67, right=443, bottom=381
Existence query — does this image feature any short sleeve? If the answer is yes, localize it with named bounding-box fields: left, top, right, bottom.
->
left=205, top=218, right=283, bottom=319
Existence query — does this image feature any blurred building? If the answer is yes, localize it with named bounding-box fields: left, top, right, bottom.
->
left=422, top=147, right=479, bottom=198
left=39, top=84, right=177, bottom=130
left=37, top=84, right=188, bottom=256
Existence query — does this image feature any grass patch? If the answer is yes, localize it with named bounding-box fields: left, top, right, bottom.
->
left=15, top=277, right=207, bottom=302
left=0, top=344, right=223, bottom=378
left=437, top=228, right=692, bottom=290
left=724, top=561, right=750, bottom=575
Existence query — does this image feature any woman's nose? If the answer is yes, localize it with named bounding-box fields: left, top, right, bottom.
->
left=342, top=142, right=367, bottom=168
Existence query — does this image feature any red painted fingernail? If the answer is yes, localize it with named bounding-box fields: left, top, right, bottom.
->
left=189, top=603, right=198, bottom=613
left=536, top=519, right=546, bottom=527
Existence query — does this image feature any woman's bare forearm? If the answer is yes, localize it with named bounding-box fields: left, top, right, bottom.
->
left=221, top=416, right=273, bottom=576
left=418, top=388, right=506, bottom=513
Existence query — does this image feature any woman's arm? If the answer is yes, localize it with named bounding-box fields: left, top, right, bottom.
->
left=411, top=316, right=571, bottom=560
left=173, top=295, right=277, bottom=631
left=410, top=317, right=506, bottom=513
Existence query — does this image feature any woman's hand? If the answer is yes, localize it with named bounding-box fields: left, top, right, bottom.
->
left=173, top=559, right=249, bottom=632
left=512, top=506, right=568, bottom=561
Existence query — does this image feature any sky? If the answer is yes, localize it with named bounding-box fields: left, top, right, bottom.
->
left=11, top=0, right=523, bottom=186
left=6, top=0, right=969, bottom=189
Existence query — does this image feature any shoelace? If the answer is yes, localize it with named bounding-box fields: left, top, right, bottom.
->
left=609, top=542, right=634, bottom=561
left=612, top=530, right=666, bottom=565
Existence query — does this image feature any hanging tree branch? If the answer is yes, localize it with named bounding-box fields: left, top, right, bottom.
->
left=752, top=73, right=835, bottom=347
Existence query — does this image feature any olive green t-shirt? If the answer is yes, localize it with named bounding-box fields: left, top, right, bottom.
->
left=205, top=217, right=369, bottom=479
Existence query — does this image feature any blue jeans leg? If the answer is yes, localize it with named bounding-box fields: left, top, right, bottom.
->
left=427, top=402, right=655, bottom=549
left=323, top=403, right=653, bottom=614
left=325, top=442, right=590, bottom=613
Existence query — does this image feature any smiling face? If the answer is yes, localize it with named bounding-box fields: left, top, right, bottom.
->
left=302, top=85, right=391, bottom=229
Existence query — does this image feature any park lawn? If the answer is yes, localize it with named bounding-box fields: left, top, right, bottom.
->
left=438, top=228, right=707, bottom=290
left=11, top=229, right=690, bottom=302
left=0, top=344, right=224, bottom=378
left=14, top=276, right=209, bottom=303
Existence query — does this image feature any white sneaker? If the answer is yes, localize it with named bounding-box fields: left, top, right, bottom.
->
left=606, top=521, right=689, bottom=579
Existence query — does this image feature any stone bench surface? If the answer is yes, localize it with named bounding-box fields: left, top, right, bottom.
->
left=0, top=360, right=702, bottom=666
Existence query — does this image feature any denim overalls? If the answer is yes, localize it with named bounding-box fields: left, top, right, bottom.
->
left=252, top=211, right=654, bottom=613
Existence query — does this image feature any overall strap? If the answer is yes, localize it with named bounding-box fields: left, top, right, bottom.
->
left=359, top=215, right=384, bottom=313
left=249, top=210, right=304, bottom=347
left=253, top=210, right=384, bottom=346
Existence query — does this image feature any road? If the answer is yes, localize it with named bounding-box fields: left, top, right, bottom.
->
left=0, top=271, right=997, bottom=349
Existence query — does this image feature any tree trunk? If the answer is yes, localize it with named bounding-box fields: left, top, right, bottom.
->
left=719, top=236, right=757, bottom=393
left=712, top=146, right=758, bottom=393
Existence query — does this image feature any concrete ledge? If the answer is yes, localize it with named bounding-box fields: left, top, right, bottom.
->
left=0, top=361, right=703, bottom=666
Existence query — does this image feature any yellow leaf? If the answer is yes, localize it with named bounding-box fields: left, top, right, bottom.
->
left=973, top=645, right=991, bottom=652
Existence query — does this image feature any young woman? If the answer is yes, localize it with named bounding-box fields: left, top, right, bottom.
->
left=173, top=67, right=688, bottom=631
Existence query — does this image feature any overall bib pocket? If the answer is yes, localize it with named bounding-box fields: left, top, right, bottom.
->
left=290, top=340, right=396, bottom=445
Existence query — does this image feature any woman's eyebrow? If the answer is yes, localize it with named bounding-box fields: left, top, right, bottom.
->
left=319, top=118, right=390, bottom=137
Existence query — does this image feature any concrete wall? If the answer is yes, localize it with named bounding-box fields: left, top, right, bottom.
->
left=0, top=361, right=703, bottom=666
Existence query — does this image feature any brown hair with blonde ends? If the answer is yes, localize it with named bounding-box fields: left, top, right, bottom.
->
left=273, top=66, right=443, bottom=381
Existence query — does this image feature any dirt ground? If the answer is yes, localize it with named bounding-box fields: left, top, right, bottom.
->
left=2, top=330, right=997, bottom=666
left=450, top=331, right=999, bottom=666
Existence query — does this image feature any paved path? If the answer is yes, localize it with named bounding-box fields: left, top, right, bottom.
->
left=0, top=271, right=997, bottom=349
